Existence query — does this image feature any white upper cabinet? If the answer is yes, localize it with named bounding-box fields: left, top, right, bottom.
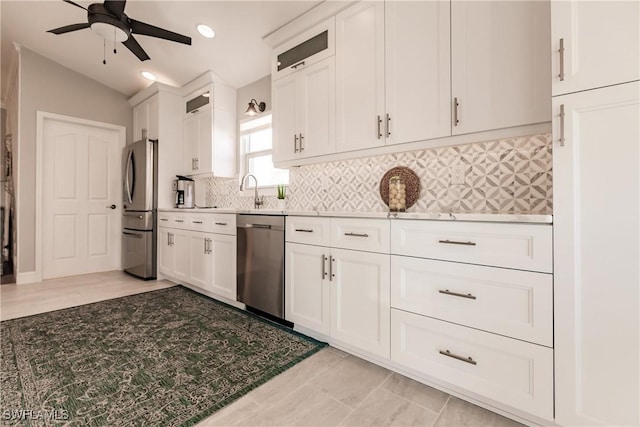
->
left=133, top=93, right=159, bottom=141
left=182, top=83, right=236, bottom=177
left=336, top=1, right=385, bottom=152
left=273, top=57, right=335, bottom=163
left=451, top=0, right=551, bottom=135
left=553, top=81, right=640, bottom=427
left=552, top=1, right=640, bottom=96
left=385, top=1, right=451, bottom=145
left=273, top=75, right=298, bottom=163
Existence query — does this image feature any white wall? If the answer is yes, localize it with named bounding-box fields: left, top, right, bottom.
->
left=17, top=47, right=133, bottom=275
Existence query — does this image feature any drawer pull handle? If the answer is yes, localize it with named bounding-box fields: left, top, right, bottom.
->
left=439, top=350, right=477, bottom=366
left=345, top=232, right=369, bottom=238
left=215, top=222, right=228, bottom=226
left=291, top=60, right=305, bottom=70
left=192, top=220, right=203, bottom=224
left=160, top=218, right=168, bottom=222
left=175, top=219, right=184, bottom=223
left=438, top=239, right=476, bottom=246
left=295, top=228, right=314, bottom=233
left=439, top=289, right=476, bottom=300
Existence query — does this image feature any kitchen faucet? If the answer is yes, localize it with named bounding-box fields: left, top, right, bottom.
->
left=240, top=173, right=264, bottom=209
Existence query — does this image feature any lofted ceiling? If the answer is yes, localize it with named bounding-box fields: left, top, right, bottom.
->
left=0, top=0, right=320, bottom=99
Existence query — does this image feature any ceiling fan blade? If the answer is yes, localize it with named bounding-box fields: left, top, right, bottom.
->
left=130, top=19, right=191, bottom=45
left=47, top=23, right=91, bottom=35
left=104, top=0, right=126, bottom=19
left=62, top=0, right=87, bottom=11
left=122, top=36, right=150, bottom=61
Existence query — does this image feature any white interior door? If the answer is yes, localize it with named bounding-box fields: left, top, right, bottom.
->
left=42, top=117, right=122, bottom=279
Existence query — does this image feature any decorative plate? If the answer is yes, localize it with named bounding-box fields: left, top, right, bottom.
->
left=379, top=166, right=421, bottom=209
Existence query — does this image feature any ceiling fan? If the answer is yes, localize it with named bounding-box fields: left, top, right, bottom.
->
left=47, top=0, right=192, bottom=62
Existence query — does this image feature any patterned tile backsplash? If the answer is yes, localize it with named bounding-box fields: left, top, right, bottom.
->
left=201, top=133, right=552, bottom=215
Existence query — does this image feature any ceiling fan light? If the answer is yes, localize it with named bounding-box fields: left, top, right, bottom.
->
left=141, top=71, right=156, bottom=81
left=197, top=24, right=215, bottom=39
left=90, top=22, right=128, bottom=42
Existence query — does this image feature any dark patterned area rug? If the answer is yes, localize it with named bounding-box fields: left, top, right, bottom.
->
left=0, top=286, right=325, bottom=426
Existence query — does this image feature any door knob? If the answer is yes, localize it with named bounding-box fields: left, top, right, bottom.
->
left=107, top=204, right=116, bottom=209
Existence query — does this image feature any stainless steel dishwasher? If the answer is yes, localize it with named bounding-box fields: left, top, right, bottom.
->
left=237, top=214, right=286, bottom=320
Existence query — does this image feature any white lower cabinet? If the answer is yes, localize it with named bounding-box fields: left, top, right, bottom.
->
left=287, top=215, right=555, bottom=422
left=330, top=248, right=390, bottom=358
left=159, top=227, right=189, bottom=282
left=391, top=309, right=554, bottom=420
left=188, top=232, right=212, bottom=290
left=285, top=243, right=331, bottom=335
left=158, top=227, right=173, bottom=277
left=285, top=216, right=390, bottom=358
left=209, top=233, right=236, bottom=301
left=158, top=213, right=237, bottom=302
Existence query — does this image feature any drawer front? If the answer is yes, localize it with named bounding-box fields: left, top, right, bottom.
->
left=170, top=213, right=190, bottom=230
left=188, top=214, right=215, bottom=233
left=158, top=212, right=174, bottom=226
left=286, top=216, right=331, bottom=246
left=391, top=256, right=553, bottom=346
left=331, top=218, right=390, bottom=253
left=212, top=214, right=237, bottom=235
left=391, top=309, right=553, bottom=420
left=391, top=220, right=552, bottom=273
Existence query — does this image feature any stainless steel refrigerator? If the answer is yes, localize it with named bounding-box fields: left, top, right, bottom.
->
left=122, top=138, right=158, bottom=279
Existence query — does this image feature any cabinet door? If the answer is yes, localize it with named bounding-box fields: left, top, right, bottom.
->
left=189, top=232, right=212, bottom=289
left=196, top=108, right=213, bottom=173
left=552, top=1, right=639, bottom=96
left=147, top=94, right=159, bottom=140
left=285, top=243, right=330, bottom=334
left=133, top=94, right=159, bottom=141
left=330, top=248, right=390, bottom=358
left=210, top=233, right=237, bottom=301
left=451, top=1, right=550, bottom=135
left=553, top=82, right=639, bottom=426
left=183, top=113, right=199, bottom=173
left=172, top=228, right=190, bottom=282
left=133, top=102, right=147, bottom=142
left=299, top=57, right=336, bottom=158
left=158, top=227, right=174, bottom=276
left=273, top=74, right=299, bottom=163
left=385, top=1, right=451, bottom=145
left=336, top=1, right=385, bottom=152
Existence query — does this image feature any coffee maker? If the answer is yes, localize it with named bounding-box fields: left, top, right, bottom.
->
left=174, top=176, right=195, bottom=208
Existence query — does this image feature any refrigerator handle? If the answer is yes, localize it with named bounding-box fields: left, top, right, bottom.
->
left=124, top=149, right=133, bottom=204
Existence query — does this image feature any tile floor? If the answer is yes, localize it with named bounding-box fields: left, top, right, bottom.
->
left=0, top=271, right=524, bottom=427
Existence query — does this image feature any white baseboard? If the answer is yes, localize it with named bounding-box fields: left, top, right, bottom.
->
left=16, top=271, right=41, bottom=284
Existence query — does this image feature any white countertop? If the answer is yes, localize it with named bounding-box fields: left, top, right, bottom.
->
left=159, top=207, right=552, bottom=224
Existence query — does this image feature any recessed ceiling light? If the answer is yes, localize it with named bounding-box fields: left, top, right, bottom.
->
left=197, top=24, right=215, bottom=39
left=141, top=71, right=156, bottom=81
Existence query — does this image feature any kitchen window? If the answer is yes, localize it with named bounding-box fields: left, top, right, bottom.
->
left=240, top=113, right=289, bottom=189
